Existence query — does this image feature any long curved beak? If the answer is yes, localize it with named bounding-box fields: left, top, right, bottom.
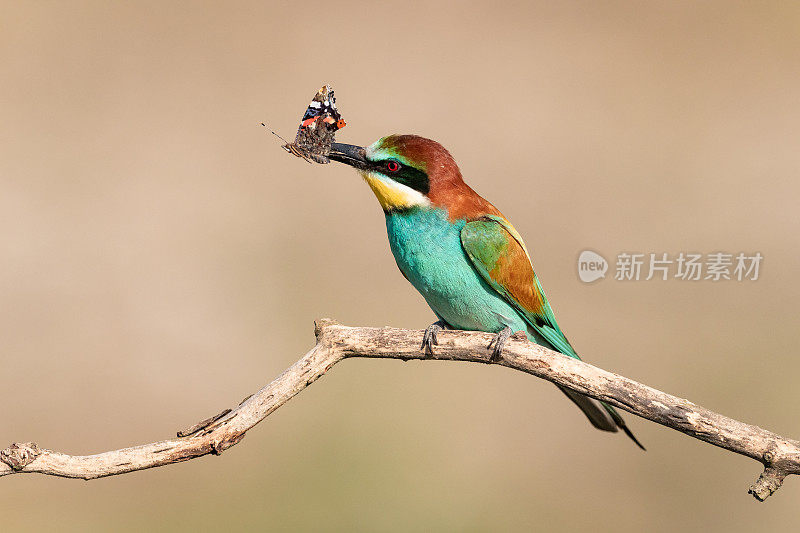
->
left=329, top=143, right=369, bottom=170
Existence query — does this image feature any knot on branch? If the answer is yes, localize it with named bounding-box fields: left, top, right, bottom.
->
left=1, top=442, right=41, bottom=470
left=211, top=433, right=246, bottom=455
left=314, top=317, right=340, bottom=343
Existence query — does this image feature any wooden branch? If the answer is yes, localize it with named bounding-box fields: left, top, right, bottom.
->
left=2, top=319, right=798, bottom=501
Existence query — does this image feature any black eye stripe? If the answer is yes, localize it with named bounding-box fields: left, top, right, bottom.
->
left=372, top=159, right=430, bottom=194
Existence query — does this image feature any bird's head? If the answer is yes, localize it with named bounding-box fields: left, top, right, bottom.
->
left=329, top=135, right=464, bottom=213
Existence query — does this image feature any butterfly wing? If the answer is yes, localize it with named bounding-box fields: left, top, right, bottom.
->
left=284, top=85, right=346, bottom=164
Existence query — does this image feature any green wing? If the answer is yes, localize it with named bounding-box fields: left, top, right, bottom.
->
left=459, top=215, right=578, bottom=358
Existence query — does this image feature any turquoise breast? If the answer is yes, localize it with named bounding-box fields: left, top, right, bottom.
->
left=384, top=207, right=528, bottom=334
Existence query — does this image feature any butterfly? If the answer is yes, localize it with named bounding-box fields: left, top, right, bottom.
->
left=279, top=85, right=346, bottom=164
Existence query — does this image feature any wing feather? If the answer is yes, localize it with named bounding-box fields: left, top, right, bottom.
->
left=460, top=215, right=576, bottom=356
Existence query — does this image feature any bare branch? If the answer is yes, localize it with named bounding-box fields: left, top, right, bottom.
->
left=3, top=318, right=799, bottom=501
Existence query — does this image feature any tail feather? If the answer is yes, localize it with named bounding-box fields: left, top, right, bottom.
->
left=558, top=386, right=616, bottom=431
left=602, top=400, right=646, bottom=450
left=558, top=386, right=646, bottom=450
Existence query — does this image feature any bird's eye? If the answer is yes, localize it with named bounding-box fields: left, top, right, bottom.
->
left=385, top=160, right=400, bottom=172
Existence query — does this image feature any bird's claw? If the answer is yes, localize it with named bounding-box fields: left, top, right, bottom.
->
left=421, top=321, right=447, bottom=356
left=487, top=326, right=514, bottom=362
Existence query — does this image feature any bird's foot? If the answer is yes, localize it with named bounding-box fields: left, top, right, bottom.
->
left=487, top=326, right=514, bottom=362
left=421, top=320, right=448, bottom=356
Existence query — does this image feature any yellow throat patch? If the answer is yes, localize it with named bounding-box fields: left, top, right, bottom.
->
left=359, top=171, right=429, bottom=211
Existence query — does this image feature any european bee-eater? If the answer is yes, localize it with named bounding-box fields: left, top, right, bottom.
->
left=329, top=135, right=643, bottom=448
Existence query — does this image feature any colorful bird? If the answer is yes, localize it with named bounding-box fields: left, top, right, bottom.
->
left=329, top=135, right=643, bottom=449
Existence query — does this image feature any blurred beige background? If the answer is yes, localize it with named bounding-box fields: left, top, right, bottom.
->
left=2, top=1, right=799, bottom=531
